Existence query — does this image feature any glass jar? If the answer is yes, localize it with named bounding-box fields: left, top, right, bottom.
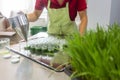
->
left=0, top=38, right=10, bottom=54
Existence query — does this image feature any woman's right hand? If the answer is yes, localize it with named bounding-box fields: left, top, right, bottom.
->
left=0, top=12, right=10, bottom=31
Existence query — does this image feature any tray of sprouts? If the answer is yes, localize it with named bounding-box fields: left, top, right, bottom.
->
left=25, top=36, right=68, bottom=71
left=7, top=35, right=68, bottom=72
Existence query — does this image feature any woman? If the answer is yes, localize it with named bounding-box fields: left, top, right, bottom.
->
left=26, top=0, right=88, bottom=67
left=27, top=0, right=88, bottom=35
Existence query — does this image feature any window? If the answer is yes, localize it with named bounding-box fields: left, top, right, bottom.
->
left=0, top=0, right=35, bottom=17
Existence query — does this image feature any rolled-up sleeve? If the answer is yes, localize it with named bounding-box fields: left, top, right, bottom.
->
left=77, top=0, right=87, bottom=11
left=35, top=0, right=44, bottom=10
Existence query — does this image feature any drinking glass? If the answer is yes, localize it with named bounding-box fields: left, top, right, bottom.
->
left=0, top=38, right=10, bottom=54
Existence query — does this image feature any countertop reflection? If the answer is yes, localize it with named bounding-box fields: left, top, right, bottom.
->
left=0, top=53, right=70, bottom=80
left=16, top=58, right=33, bottom=80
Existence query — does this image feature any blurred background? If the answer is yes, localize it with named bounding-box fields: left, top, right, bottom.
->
left=0, top=0, right=120, bottom=31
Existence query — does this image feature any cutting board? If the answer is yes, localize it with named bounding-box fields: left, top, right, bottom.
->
left=0, top=32, right=16, bottom=37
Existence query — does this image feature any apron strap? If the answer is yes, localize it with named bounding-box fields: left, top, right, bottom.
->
left=48, top=0, right=51, bottom=9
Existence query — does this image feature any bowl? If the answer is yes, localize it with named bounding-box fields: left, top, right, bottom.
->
left=0, top=38, right=10, bottom=50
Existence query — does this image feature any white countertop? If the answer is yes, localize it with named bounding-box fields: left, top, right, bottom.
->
left=0, top=52, right=70, bottom=80
left=0, top=32, right=70, bottom=80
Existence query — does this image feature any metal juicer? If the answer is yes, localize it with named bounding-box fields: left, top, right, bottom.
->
left=8, top=13, right=29, bottom=41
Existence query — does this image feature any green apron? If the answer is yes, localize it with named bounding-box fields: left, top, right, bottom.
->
left=47, top=0, right=78, bottom=36
left=47, top=0, right=78, bottom=66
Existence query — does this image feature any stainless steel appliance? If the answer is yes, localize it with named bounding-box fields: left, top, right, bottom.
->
left=8, top=13, right=29, bottom=41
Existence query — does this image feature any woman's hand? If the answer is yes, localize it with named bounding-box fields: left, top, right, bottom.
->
left=0, top=12, right=10, bottom=31
left=3, top=17, right=10, bottom=29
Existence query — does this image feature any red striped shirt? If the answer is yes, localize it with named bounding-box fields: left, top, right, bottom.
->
left=35, top=0, right=87, bottom=21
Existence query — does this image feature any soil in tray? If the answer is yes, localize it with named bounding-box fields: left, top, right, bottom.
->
left=64, top=66, right=84, bottom=80
left=37, top=57, right=66, bottom=70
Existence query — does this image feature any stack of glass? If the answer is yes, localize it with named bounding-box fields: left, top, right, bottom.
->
left=24, top=36, right=66, bottom=57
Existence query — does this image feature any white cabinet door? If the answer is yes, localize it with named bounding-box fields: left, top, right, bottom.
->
left=87, top=0, right=112, bottom=30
